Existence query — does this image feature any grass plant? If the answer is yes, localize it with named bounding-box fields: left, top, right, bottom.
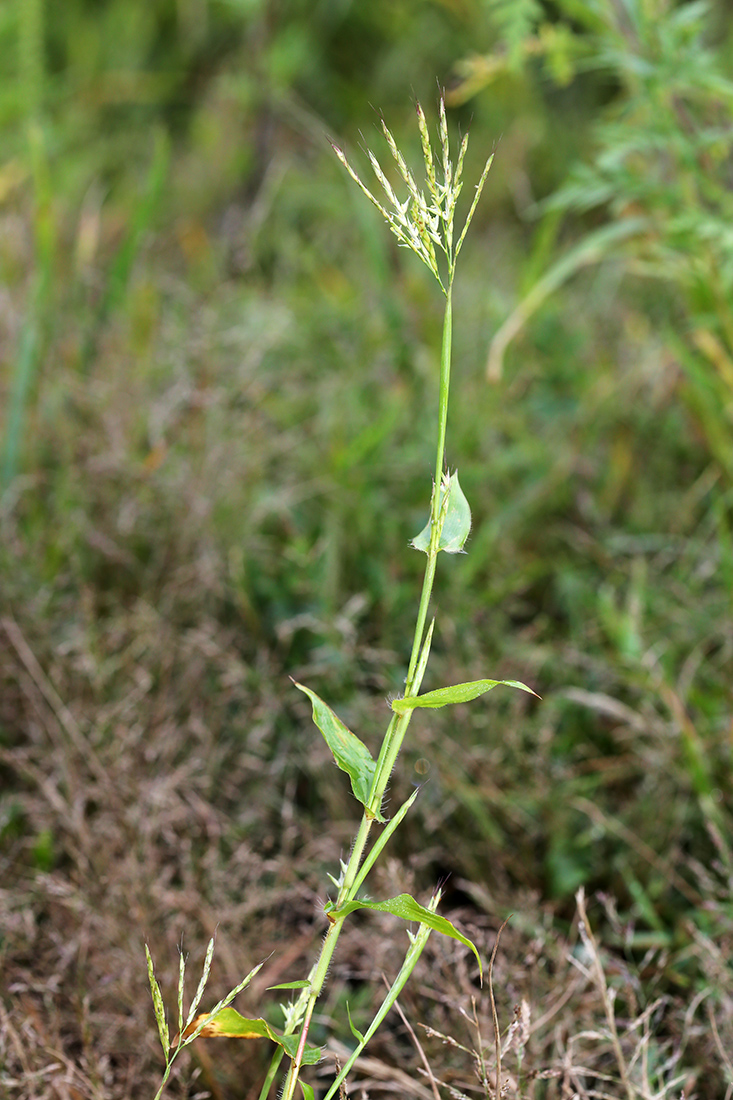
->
left=2, top=7, right=732, bottom=1097
left=146, top=97, right=535, bottom=1100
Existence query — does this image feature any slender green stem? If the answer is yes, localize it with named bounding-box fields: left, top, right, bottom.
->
left=282, top=919, right=343, bottom=1097
left=351, top=787, right=420, bottom=899
left=367, top=712, right=412, bottom=819
left=336, top=813, right=374, bottom=906
left=405, top=286, right=452, bottom=688
left=257, top=1048, right=285, bottom=1100
left=321, top=909, right=436, bottom=1100
left=405, top=551, right=439, bottom=691
left=281, top=282, right=455, bottom=1100
left=369, top=285, right=453, bottom=810
left=367, top=716, right=406, bottom=820
left=152, top=1065, right=172, bottom=1100
left=281, top=812, right=376, bottom=1099
left=434, top=286, right=453, bottom=508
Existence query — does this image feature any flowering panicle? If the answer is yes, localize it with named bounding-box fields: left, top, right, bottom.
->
left=332, top=96, right=493, bottom=293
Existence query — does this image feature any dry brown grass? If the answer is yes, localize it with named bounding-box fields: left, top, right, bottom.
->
left=1, top=156, right=731, bottom=1099
left=2, top=594, right=731, bottom=1099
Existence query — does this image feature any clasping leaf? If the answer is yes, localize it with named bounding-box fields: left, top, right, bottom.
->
left=293, top=681, right=385, bottom=822
left=411, top=471, right=471, bottom=555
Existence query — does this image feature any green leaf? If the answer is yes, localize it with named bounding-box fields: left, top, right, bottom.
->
left=327, top=893, right=482, bottom=980
left=347, top=1003, right=365, bottom=1044
left=267, top=980, right=311, bottom=992
left=299, top=1083, right=315, bottom=1100
left=392, top=678, right=538, bottom=714
left=182, top=1008, right=321, bottom=1064
left=293, top=681, right=385, bottom=821
left=411, top=471, right=471, bottom=555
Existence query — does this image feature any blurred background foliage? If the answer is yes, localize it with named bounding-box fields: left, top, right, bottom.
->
left=1, top=1, right=732, bottom=1096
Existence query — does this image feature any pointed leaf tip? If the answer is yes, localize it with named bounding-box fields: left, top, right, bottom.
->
left=293, top=680, right=385, bottom=821
left=392, top=678, right=539, bottom=714
left=347, top=1003, right=366, bottom=1044
left=329, top=893, right=483, bottom=981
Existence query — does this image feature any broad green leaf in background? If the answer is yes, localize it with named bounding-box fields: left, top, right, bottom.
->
left=486, top=217, right=649, bottom=381
left=293, top=681, right=384, bottom=820
left=392, top=678, right=539, bottom=714
left=411, top=470, right=472, bottom=554
left=325, top=893, right=483, bottom=980
left=181, top=1009, right=321, bottom=1064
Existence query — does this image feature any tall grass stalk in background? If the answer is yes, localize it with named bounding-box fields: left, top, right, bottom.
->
left=2, top=0, right=53, bottom=488
left=147, top=99, right=534, bottom=1099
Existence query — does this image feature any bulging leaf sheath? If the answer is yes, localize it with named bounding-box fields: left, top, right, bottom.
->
left=293, top=681, right=385, bottom=821
left=325, top=892, right=482, bottom=981
left=392, top=678, right=539, bottom=714
left=411, top=470, right=471, bottom=554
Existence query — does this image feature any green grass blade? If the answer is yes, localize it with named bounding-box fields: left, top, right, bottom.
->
left=392, top=677, right=538, bottom=713
left=350, top=787, right=420, bottom=897
left=326, top=892, right=482, bottom=979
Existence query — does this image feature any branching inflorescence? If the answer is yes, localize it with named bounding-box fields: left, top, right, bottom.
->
left=332, top=98, right=493, bottom=294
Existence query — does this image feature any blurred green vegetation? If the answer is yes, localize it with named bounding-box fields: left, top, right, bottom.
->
left=1, top=0, right=732, bottom=1094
